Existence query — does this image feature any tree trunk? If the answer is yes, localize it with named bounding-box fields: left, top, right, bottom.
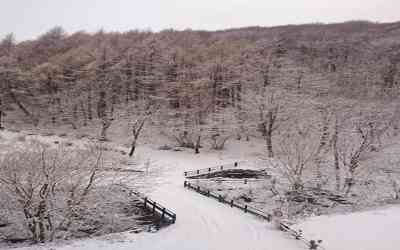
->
left=333, top=119, right=341, bottom=192
left=266, top=129, right=273, bottom=157
left=266, top=111, right=274, bottom=157
left=129, top=143, right=136, bottom=157
left=315, top=114, right=330, bottom=189
left=0, top=97, right=3, bottom=129
left=236, top=82, right=242, bottom=110
left=195, top=135, right=201, bottom=154
left=9, top=90, right=38, bottom=126
left=87, top=84, right=92, bottom=121
left=99, top=118, right=111, bottom=141
left=80, top=101, right=87, bottom=126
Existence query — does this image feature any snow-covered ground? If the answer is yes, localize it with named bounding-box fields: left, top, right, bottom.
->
left=1, top=130, right=400, bottom=250
left=294, top=205, right=400, bottom=250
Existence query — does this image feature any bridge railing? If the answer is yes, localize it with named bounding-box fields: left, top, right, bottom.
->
left=184, top=161, right=247, bottom=177
left=184, top=180, right=324, bottom=250
left=128, top=189, right=177, bottom=224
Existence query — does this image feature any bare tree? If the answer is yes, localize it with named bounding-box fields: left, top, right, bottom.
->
left=313, top=105, right=334, bottom=189
left=338, top=121, right=377, bottom=195
left=128, top=107, right=153, bottom=157
left=274, top=119, right=320, bottom=191
left=0, top=141, right=104, bottom=242
left=332, top=114, right=341, bottom=192
left=244, top=86, right=292, bottom=158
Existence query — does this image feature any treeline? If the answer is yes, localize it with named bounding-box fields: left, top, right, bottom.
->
left=0, top=21, right=399, bottom=130
left=0, top=21, right=400, bottom=212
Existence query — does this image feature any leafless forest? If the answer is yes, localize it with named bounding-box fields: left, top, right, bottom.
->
left=1, top=20, right=400, bottom=245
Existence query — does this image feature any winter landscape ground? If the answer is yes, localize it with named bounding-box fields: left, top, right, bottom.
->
left=1, top=127, right=400, bottom=250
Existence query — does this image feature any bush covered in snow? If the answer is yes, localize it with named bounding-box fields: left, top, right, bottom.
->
left=0, top=140, right=151, bottom=244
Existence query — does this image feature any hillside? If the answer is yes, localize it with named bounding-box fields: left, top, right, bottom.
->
left=1, top=20, right=400, bottom=249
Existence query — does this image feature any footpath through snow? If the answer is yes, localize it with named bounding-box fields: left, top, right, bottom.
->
left=3, top=130, right=303, bottom=250
left=3, top=130, right=400, bottom=250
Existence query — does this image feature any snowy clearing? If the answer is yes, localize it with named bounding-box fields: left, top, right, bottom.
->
left=1, top=130, right=400, bottom=250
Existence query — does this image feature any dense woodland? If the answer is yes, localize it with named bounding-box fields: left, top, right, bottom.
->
left=1, top=20, right=400, bottom=127
left=0, top=21, right=399, bottom=178
left=1, top=20, right=400, bottom=182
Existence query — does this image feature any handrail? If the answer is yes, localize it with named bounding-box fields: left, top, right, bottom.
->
left=143, top=197, right=177, bottom=224
left=184, top=161, right=247, bottom=177
left=184, top=180, right=324, bottom=250
left=127, top=189, right=176, bottom=224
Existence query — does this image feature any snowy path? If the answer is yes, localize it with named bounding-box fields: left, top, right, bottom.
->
left=6, top=137, right=303, bottom=250
left=117, top=148, right=303, bottom=250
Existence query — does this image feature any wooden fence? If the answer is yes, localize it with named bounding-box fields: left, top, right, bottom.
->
left=184, top=180, right=324, bottom=250
left=143, top=197, right=177, bottom=224
left=184, top=161, right=246, bottom=177
left=129, top=190, right=177, bottom=224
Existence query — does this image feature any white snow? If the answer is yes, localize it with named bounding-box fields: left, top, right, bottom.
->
left=293, top=205, right=400, bottom=250
left=2, top=130, right=400, bottom=250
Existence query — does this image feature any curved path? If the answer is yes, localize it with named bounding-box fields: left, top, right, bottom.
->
left=4, top=131, right=302, bottom=250
left=122, top=148, right=303, bottom=250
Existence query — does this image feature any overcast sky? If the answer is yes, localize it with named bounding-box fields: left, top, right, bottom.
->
left=1, top=0, right=399, bottom=41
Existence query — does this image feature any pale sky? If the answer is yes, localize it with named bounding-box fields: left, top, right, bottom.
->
left=1, top=0, right=399, bottom=41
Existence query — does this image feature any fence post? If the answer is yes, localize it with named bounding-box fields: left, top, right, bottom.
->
left=184, top=171, right=187, bottom=177
left=309, top=240, right=318, bottom=249
left=244, top=179, right=247, bottom=184
left=219, top=195, right=222, bottom=202
left=172, top=214, right=176, bottom=224
left=208, top=168, right=211, bottom=172
left=220, top=165, right=223, bottom=171
left=244, top=205, right=248, bottom=213
left=197, top=186, right=200, bottom=192
left=152, top=202, right=156, bottom=214
left=230, top=200, right=234, bottom=207
left=144, top=197, right=148, bottom=209
left=207, top=190, right=210, bottom=197
left=234, top=162, right=238, bottom=167
left=161, top=208, right=166, bottom=219
left=184, top=181, right=187, bottom=187
left=197, top=169, right=200, bottom=175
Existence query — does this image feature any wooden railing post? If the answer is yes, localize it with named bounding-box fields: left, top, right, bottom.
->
left=152, top=202, right=156, bottom=214
left=144, top=197, right=148, bottom=208
left=184, top=181, right=187, bottom=187
left=184, top=171, right=187, bottom=176
left=161, top=208, right=166, bottom=219
left=197, top=169, right=200, bottom=175
left=244, top=205, right=248, bottom=213
left=220, top=165, right=223, bottom=170
left=207, top=190, right=210, bottom=197
left=234, top=162, right=238, bottom=167
left=230, top=200, right=234, bottom=207
left=172, top=214, right=176, bottom=224
left=309, top=240, right=318, bottom=249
